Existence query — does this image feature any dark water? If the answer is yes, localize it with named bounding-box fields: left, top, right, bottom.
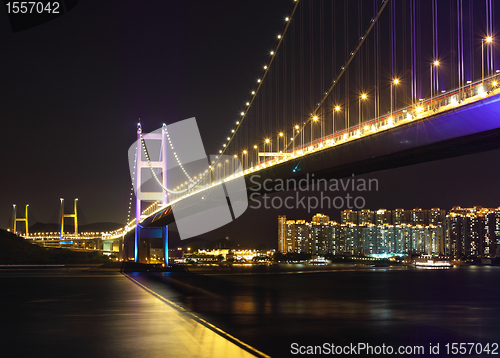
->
left=1, top=265, right=499, bottom=357
left=133, top=264, right=500, bottom=357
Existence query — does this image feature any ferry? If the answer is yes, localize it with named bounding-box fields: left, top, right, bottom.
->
left=414, top=257, right=452, bottom=268
left=309, top=256, right=328, bottom=265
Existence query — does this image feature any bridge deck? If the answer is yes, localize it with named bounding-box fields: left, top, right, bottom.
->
left=141, top=91, right=500, bottom=229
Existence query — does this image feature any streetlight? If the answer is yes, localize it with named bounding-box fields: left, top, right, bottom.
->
left=278, top=132, right=284, bottom=152
left=311, top=116, right=318, bottom=145
left=390, top=79, right=399, bottom=119
left=253, top=145, right=258, bottom=165
left=482, top=36, right=493, bottom=84
left=333, top=105, right=340, bottom=136
left=264, top=139, right=270, bottom=160
left=430, top=61, right=439, bottom=110
left=242, top=150, right=247, bottom=169
left=294, top=125, right=300, bottom=150
left=359, top=94, right=367, bottom=131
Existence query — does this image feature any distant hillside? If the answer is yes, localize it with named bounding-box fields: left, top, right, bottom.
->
left=80, top=222, right=124, bottom=232
left=0, top=229, right=110, bottom=264
left=166, top=230, right=238, bottom=250
left=28, top=222, right=124, bottom=233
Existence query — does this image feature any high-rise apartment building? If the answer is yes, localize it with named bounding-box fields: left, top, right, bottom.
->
left=428, top=208, right=445, bottom=226
left=278, top=215, right=287, bottom=252
left=410, top=208, right=427, bottom=226
left=294, top=220, right=309, bottom=253
left=359, top=209, right=375, bottom=225
left=312, top=213, right=330, bottom=224
left=392, top=209, right=409, bottom=225
left=341, top=210, right=358, bottom=225
left=443, top=208, right=500, bottom=258
left=375, top=209, right=391, bottom=225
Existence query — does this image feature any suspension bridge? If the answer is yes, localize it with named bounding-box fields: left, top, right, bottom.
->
left=10, top=0, right=500, bottom=264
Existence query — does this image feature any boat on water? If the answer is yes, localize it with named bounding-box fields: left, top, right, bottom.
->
left=309, top=256, right=328, bottom=265
left=414, top=257, right=453, bottom=268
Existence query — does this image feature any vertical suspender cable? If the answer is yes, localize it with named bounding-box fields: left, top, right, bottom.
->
left=469, top=0, right=474, bottom=82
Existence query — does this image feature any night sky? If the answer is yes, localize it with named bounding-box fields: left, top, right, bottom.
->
left=2, top=0, right=500, bottom=248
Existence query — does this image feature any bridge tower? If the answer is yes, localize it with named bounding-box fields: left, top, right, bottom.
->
left=60, top=198, right=78, bottom=238
left=12, top=204, right=29, bottom=235
left=134, top=123, right=168, bottom=264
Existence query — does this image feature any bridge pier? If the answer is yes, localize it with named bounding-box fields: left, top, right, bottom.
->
left=135, top=226, right=168, bottom=264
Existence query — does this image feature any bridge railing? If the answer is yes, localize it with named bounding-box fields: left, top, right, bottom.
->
left=23, top=232, right=106, bottom=240
left=248, top=72, right=500, bottom=172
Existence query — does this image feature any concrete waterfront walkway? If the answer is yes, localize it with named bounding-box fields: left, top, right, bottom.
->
left=0, top=271, right=267, bottom=358
left=122, top=273, right=267, bottom=358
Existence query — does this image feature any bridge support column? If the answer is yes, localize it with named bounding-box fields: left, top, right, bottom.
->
left=163, top=226, right=168, bottom=265
left=12, top=204, right=29, bottom=236
left=60, top=198, right=78, bottom=238
left=134, top=123, right=169, bottom=264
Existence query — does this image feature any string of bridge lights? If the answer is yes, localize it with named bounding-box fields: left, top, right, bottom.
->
left=139, top=124, right=210, bottom=195
left=163, top=123, right=195, bottom=184
left=135, top=1, right=299, bottom=197
left=284, top=0, right=390, bottom=152
left=142, top=201, right=160, bottom=216
left=163, top=124, right=213, bottom=192
left=311, top=0, right=389, bottom=120
left=140, top=0, right=385, bottom=201
left=213, top=0, right=299, bottom=167
left=138, top=125, right=179, bottom=195
left=126, top=144, right=137, bottom=224
left=138, top=0, right=415, bottom=201
left=135, top=0, right=485, bottom=202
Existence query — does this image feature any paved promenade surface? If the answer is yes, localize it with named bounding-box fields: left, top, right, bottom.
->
left=0, top=270, right=264, bottom=358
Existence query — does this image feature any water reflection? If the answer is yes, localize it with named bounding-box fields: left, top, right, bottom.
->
left=135, top=265, right=500, bottom=357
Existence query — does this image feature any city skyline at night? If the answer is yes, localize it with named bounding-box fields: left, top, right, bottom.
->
left=279, top=206, right=500, bottom=258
